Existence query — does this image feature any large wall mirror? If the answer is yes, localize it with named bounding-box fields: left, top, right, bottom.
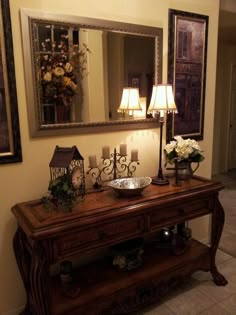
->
left=21, top=9, right=163, bottom=137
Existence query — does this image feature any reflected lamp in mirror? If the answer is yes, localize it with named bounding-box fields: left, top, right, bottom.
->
left=148, top=84, right=177, bottom=185
left=117, top=88, right=142, bottom=119
left=133, top=97, right=147, bottom=119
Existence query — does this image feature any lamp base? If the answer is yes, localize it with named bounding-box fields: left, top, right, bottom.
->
left=152, top=176, right=169, bottom=185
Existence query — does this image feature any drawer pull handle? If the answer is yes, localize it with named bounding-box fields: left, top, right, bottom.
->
left=179, top=208, right=185, bottom=215
left=98, top=232, right=107, bottom=240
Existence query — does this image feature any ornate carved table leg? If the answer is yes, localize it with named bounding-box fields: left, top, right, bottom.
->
left=13, top=226, right=50, bottom=315
left=210, top=197, right=228, bottom=286
left=30, top=243, right=50, bottom=315
left=13, top=227, right=32, bottom=315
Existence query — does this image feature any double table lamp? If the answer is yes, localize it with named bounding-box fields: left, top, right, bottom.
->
left=148, top=84, right=177, bottom=185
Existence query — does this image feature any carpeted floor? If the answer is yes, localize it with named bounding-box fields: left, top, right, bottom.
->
left=214, top=169, right=236, bottom=257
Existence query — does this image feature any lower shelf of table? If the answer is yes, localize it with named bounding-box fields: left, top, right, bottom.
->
left=50, top=239, right=211, bottom=315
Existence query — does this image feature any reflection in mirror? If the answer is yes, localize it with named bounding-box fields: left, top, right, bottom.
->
left=107, top=34, right=155, bottom=121
left=33, top=25, right=154, bottom=123
left=21, top=10, right=162, bottom=137
left=33, top=22, right=87, bottom=125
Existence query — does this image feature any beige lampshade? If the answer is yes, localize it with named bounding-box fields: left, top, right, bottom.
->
left=118, top=88, right=142, bottom=112
left=148, top=84, right=177, bottom=113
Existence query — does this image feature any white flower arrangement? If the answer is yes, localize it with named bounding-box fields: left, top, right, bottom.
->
left=164, top=136, right=204, bottom=164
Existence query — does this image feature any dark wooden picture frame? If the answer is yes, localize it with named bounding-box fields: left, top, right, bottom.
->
left=0, top=0, right=22, bottom=164
left=128, top=72, right=141, bottom=91
left=167, top=9, right=208, bottom=141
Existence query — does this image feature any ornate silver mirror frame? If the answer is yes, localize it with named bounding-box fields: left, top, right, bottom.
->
left=21, top=9, right=163, bottom=137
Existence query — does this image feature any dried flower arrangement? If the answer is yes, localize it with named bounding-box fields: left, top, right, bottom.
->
left=39, top=31, right=90, bottom=107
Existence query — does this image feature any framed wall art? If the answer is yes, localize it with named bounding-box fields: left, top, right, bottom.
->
left=0, top=0, right=22, bottom=164
left=128, top=73, right=141, bottom=91
left=167, top=9, right=208, bottom=141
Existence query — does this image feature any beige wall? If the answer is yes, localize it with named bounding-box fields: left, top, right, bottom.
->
left=213, top=0, right=236, bottom=174
left=213, top=44, right=236, bottom=174
left=0, top=0, right=220, bottom=313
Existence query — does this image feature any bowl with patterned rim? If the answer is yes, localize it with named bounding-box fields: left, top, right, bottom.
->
left=107, top=177, right=152, bottom=197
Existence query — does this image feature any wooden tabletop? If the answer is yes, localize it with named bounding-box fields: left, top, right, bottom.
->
left=11, top=176, right=223, bottom=239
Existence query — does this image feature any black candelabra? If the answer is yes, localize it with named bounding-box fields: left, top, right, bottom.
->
left=87, top=145, right=139, bottom=188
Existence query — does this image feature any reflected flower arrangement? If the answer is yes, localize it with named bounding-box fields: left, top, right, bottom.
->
left=39, top=34, right=90, bottom=107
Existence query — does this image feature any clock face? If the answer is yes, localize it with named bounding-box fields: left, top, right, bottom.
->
left=71, top=166, right=82, bottom=189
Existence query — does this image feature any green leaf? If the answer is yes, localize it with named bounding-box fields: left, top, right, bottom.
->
left=191, top=153, right=205, bottom=163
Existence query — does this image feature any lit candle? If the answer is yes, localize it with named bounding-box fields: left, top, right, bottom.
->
left=88, top=155, right=97, bottom=168
left=120, top=144, right=127, bottom=156
left=102, top=146, right=110, bottom=159
left=131, top=149, right=138, bottom=161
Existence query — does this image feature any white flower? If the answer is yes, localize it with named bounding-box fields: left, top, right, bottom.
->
left=174, top=135, right=184, bottom=143
left=43, top=71, right=52, bottom=82
left=165, top=141, right=176, bottom=154
left=65, top=62, right=73, bottom=73
left=176, top=145, right=193, bottom=159
left=164, top=135, right=204, bottom=164
left=63, top=77, right=77, bottom=91
left=54, top=67, right=65, bottom=77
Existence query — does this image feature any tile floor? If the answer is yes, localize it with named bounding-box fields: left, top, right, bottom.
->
left=141, top=170, right=236, bottom=315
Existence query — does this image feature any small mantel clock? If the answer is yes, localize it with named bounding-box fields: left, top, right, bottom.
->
left=49, top=145, right=85, bottom=198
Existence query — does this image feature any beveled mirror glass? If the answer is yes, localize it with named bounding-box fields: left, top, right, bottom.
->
left=21, top=9, right=163, bottom=137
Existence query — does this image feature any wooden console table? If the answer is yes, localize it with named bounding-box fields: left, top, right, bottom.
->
left=12, top=176, right=228, bottom=315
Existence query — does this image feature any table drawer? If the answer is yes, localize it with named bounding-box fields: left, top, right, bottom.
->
left=150, top=199, right=210, bottom=230
left=55, top=215, right=144, bottom=258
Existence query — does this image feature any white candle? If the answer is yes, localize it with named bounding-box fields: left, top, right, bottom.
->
left=131, top=149, right=138, bottom=162
left=88, top=155, right=97, bottom=168
left=102, top=146, right=110, bottom=159
left=120, top=144, right=127, bottom=156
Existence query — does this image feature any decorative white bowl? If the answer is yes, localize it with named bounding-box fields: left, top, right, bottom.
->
left=108, top=177, right=152, bottom=197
